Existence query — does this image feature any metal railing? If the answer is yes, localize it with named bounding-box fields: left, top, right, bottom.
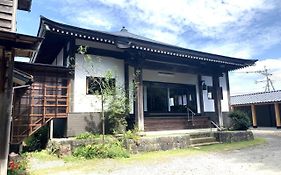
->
left=210, top=120, right=222, bottom=131
left=209, top=120, right=223, bottom=143
left=186, top=106, right=196, bottom=123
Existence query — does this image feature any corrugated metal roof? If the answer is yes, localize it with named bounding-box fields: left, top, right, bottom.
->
left=230, top=91, right=281, bottom=105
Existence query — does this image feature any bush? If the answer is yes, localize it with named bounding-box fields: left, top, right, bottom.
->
left=73, top=140, right=129, bottom=159
left=105, top=92, right=129, bottom=134
left=122, top=128, right=140, bottom=142
left=23, top=126, right=49, bottom=152
left=75, top=132, right=99, bottom=140
left=229, top=110, right=251, bottom=130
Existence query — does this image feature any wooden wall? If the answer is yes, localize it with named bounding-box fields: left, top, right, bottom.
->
left=0, top=0, right=16, bottom=32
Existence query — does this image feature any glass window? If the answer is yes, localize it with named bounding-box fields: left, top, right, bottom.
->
left=147, top=85, right=168, bottom=112
left=145, top=82, right=197, bottom=113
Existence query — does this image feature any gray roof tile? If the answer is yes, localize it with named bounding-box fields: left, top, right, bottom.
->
left=230, top=91, right=281, bottom=105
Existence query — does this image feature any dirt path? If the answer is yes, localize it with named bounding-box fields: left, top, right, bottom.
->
left=85, top=130, right=281, bottom=175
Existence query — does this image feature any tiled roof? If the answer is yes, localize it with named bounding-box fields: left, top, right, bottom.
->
left=230, top=91, right=281, bottom=106
left=35, top=16, right=257, bottom=69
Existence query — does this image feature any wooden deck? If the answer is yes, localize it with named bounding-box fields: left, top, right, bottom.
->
left=144, top=116, right=210, bottom=131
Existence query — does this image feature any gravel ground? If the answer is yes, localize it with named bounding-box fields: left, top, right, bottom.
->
left=87, top=129, right=281, bottom=175
left=30, top=129, right=281, bottom=175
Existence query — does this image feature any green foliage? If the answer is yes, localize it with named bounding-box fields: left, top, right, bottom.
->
left=105, top=91, right=129, bottom=134
left=23, top=126, right=49, bottom=152
left=75, top=132, right=99, bottom=140
left=122, top=128, right=140, bottom=142
left=73, top=140, right=129, bottom=159
left=228, top=110, right=251, bottom=130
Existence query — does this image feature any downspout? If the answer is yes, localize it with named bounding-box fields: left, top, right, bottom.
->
left=9, top=85, right=31, bottom=146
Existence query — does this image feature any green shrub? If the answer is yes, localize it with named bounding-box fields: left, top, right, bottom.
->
left=75, top=132, right=99, bottom=140
left=23, top=126, right=49, bottom=152
left=105, top=92, right=129, bottom=134
left=73, top=140, right=129, bottom=159
left=122, top=128, right=140, bottom=142
left=229, top=110, right=251, bottom=130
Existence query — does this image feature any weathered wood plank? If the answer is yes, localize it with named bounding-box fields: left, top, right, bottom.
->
left=0, top=0, right=13, bottom=7
left=0, top=19, right=11, bottom=28
left=0, top=12, right=12, bottom=21
left=0, top=4, right=13, bottom=14
left=0, top=26, right=10, bottom=31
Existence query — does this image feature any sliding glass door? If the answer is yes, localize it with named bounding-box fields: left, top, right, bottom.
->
left=144, top=81, right=197, bottom=115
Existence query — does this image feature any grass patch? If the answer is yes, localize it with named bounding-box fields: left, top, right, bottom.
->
left=28, top=138, right=266, bottom=175
left=25, top=150, right=60, bottom=161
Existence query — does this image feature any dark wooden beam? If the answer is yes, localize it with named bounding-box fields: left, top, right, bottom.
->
left=134, top=55, right=144, bottom=131
left=212, top=74, right=223, bottom=126
left=75, top=46, right=125, bottom=60
left=124, top=58, right=129, bottom=107
left=0, top=48, right=14, bottom=174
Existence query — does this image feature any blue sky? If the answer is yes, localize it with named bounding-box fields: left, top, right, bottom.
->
left=17, top=0, right=281, bottom=95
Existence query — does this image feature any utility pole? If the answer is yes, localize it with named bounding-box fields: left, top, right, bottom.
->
left=246, top=66, right=275, bottom=92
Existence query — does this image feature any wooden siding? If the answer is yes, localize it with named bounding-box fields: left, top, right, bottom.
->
left=0, top=0, right=16, bottom=32
left=11, top=73, right=70, bottom=144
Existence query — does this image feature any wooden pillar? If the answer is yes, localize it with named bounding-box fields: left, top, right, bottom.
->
left=212, top=74, right=223, bottom=127
left=124, top=60, right=129, bottom=104
left=134, top=66, right=144, bottom=131
left=274, top=103, right=281, bottom=129
left=251, top=104, right=257, bottom=128
left=0, top=48, right=14, bottom=175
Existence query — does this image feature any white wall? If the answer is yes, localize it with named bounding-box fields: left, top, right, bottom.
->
left=73, top=53, right=124, bottom=112
left=202, top=76, right=214, bottom=112
left=52, top=48, right=64, bottom=66
left=202, top=73, right=230, bottom=112
left=142, top=69, right=201, bottom=113
left=220, top=73, right=229, bottom=112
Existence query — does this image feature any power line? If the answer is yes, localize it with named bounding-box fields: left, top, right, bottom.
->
left=245, top=66, right=275, bottom=92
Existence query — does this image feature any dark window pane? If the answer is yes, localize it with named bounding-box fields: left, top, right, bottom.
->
left=147, top=86, right=168, bottom=113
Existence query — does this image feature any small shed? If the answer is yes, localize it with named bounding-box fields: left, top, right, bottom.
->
left=230, top=91, right=281, bottom=128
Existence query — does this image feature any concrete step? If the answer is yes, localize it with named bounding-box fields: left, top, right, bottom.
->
left=191, top=141, right=220, bottom=147
left=190, top=137, right=216, bottom=145
left=190, top=132, right=213, bottom=139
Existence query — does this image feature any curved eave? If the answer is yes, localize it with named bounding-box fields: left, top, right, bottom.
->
left=33, top=16, right=257, bottom=70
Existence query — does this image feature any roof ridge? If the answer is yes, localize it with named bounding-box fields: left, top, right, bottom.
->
left=231, top=90, right=281, bottom=97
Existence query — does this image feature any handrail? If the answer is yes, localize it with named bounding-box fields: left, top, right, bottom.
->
left=186, top=106, right=195, bottom=122
left=210, top=120, right=223, bottom=143
left=210, top=120, right=222, bottom=131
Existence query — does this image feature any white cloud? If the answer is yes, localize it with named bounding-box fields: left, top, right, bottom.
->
left=55, top=0, right=281, bottom=94
left=230, top=58, right=281, bottom=95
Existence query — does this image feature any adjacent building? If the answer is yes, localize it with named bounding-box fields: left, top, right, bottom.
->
left=231, top=91, right=281, bottom=128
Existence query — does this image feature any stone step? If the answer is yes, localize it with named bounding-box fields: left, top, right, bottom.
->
left=190, top=132, right=213, bottom=139
left=190, top=137, right=216, bottom=145
left=191, top=141, right=220, bottom=147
